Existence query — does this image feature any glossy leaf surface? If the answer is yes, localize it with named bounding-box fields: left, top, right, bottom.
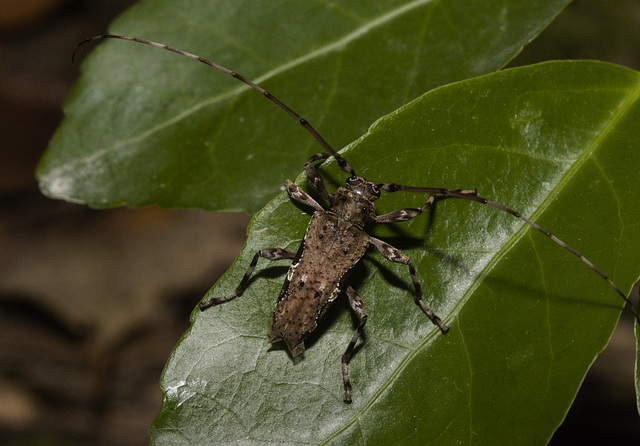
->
left=38, top=0, right=570, bottom=213
left=150, top=61, right=640, bottom=444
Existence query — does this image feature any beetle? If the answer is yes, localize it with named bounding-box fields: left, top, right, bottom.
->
left=198, top=160, right=475, bottom=403
left=76, top=34, right=640, bottom=404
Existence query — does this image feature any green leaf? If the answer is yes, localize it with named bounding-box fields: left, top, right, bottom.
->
left=637, top=323, right=640, bottom=416
left=150, top=61, right=640, bottom=444
left=38, top=0, right=571, bottom=213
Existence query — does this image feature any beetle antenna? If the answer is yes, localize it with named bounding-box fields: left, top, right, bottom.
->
left=73, top=34, right=356, bottom=176
left=379, top=182, right=640, bottom=325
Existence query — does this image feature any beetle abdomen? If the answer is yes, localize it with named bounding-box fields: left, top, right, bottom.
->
left=270, top=211, right=370, bottom=356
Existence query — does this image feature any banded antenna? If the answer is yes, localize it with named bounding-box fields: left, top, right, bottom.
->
left=74, top=34, right=355, bottom=176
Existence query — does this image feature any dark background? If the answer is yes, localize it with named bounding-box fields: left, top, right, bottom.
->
left=1, top=1, right=638, bottom=444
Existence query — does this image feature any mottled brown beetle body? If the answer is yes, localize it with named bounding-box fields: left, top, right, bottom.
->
left=270, top=181, right=377, bottom=356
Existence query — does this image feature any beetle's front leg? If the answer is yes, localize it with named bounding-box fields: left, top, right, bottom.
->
left=374, top=195, right=436, bottom=223
left=342, top=285, right=367, bottom=404
left=199, top=248, right=296, bottom=310
left=369, top=237, right=449, bottom=334
left=285, top=180, right=324, bottom=211
left=303, top=152, right=333, bottom=202
left=375, top=189, right=477, bottom=223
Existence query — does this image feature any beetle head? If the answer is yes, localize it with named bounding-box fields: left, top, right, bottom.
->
left=328, top=176, right=380, bottom=227
left=345, top=175, right=381, bottom=201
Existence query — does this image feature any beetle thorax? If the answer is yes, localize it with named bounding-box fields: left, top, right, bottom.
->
left=328, top=176, right=379, bottom=228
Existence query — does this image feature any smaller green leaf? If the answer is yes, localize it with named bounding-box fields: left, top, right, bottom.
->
left=37, top=0, right=571, bottom=213
left=151, top=61, right=640, bottom=444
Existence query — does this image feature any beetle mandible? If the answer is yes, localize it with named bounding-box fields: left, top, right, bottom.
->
left=75, top=34, right=640, bottom=404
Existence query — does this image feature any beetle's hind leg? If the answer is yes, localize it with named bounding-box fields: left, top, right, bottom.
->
left=369, top=237, right=449, bottom=334
left=199, top=248, right=296, bottom=310
left=342, top=285, right=368, bottom=404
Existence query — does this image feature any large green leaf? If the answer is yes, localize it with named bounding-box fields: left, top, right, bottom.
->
left=38, top=0, right=571, bottom=213
left=150, top=61, right=640, bottom=444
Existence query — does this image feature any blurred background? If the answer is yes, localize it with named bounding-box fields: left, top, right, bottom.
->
left=1, top=0, right=639, bottom=444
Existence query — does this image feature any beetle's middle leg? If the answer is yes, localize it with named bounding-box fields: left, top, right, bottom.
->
left=199, top=248, right=296, bottom=310
left=369, top=237, right=449, bottom=334
left=342, top=285, right=367, bottom=404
